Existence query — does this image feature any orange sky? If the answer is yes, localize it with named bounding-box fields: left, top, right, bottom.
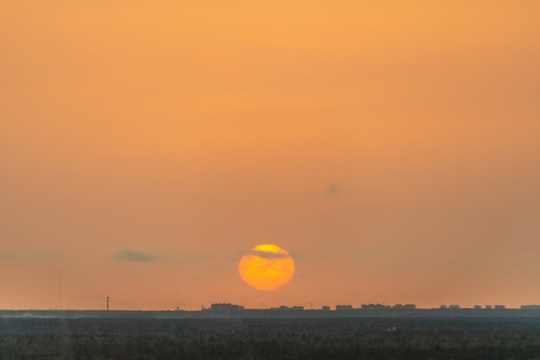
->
left=1, top=1, right=539, bottom=310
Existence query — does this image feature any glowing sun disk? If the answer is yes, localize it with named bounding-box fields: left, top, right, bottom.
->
left=238, top=244, right=295, bottom=291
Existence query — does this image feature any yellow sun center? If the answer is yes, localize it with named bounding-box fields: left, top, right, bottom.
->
left=238, top=244, right=295, bottom=291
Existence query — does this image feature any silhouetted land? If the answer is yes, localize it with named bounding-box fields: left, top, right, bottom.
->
left=2, top=317, right=540, bottom=359
left=3, top=308, right=540, bottom=319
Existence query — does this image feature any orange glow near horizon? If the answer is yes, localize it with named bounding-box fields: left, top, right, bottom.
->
left=239, top=244, right=295, bottom=291
left=1, top=1, right=539, bottom=311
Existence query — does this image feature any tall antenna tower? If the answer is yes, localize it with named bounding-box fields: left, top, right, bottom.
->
left=107, top=297, right=110, bottom=311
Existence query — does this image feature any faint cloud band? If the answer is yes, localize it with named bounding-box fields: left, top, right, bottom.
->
left=114, top=250, right=158, bottom=262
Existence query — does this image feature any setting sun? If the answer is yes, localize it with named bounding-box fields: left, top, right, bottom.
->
left=238, top=244, right=295, bottom=291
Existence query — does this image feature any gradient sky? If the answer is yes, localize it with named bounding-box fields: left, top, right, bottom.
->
left=1, top=1, right=539, bottom=310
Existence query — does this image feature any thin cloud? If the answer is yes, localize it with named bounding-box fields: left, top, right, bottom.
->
left=326, top=183, right=342, bottom=197
left=0, top=253, right=20, bottom=261
left=115, top=250, right=158, bottom=262
left=248, top=250, right=290, bottom=259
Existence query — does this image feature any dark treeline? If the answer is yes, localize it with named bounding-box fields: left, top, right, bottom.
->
left=2, top=317, right=540, bottom=359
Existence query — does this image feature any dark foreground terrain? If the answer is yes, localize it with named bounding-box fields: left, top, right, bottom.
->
left=2, top=317, right=540, bottom=359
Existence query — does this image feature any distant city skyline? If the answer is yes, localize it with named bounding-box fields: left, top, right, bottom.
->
left=10, top=296, right=540, bottom=312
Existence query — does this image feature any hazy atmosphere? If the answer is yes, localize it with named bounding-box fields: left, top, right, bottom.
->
left=1, top=1, right=539, bottom=310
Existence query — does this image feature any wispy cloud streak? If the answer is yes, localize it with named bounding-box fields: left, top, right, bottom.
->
left=114, top=250, right=158, bottom=262
left=248, top=250, right=289, bottom=259
left=326, top=183, right=342, bottom=197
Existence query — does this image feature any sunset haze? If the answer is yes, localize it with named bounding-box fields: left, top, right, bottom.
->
left=1, top=1, right=539, bottom=310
